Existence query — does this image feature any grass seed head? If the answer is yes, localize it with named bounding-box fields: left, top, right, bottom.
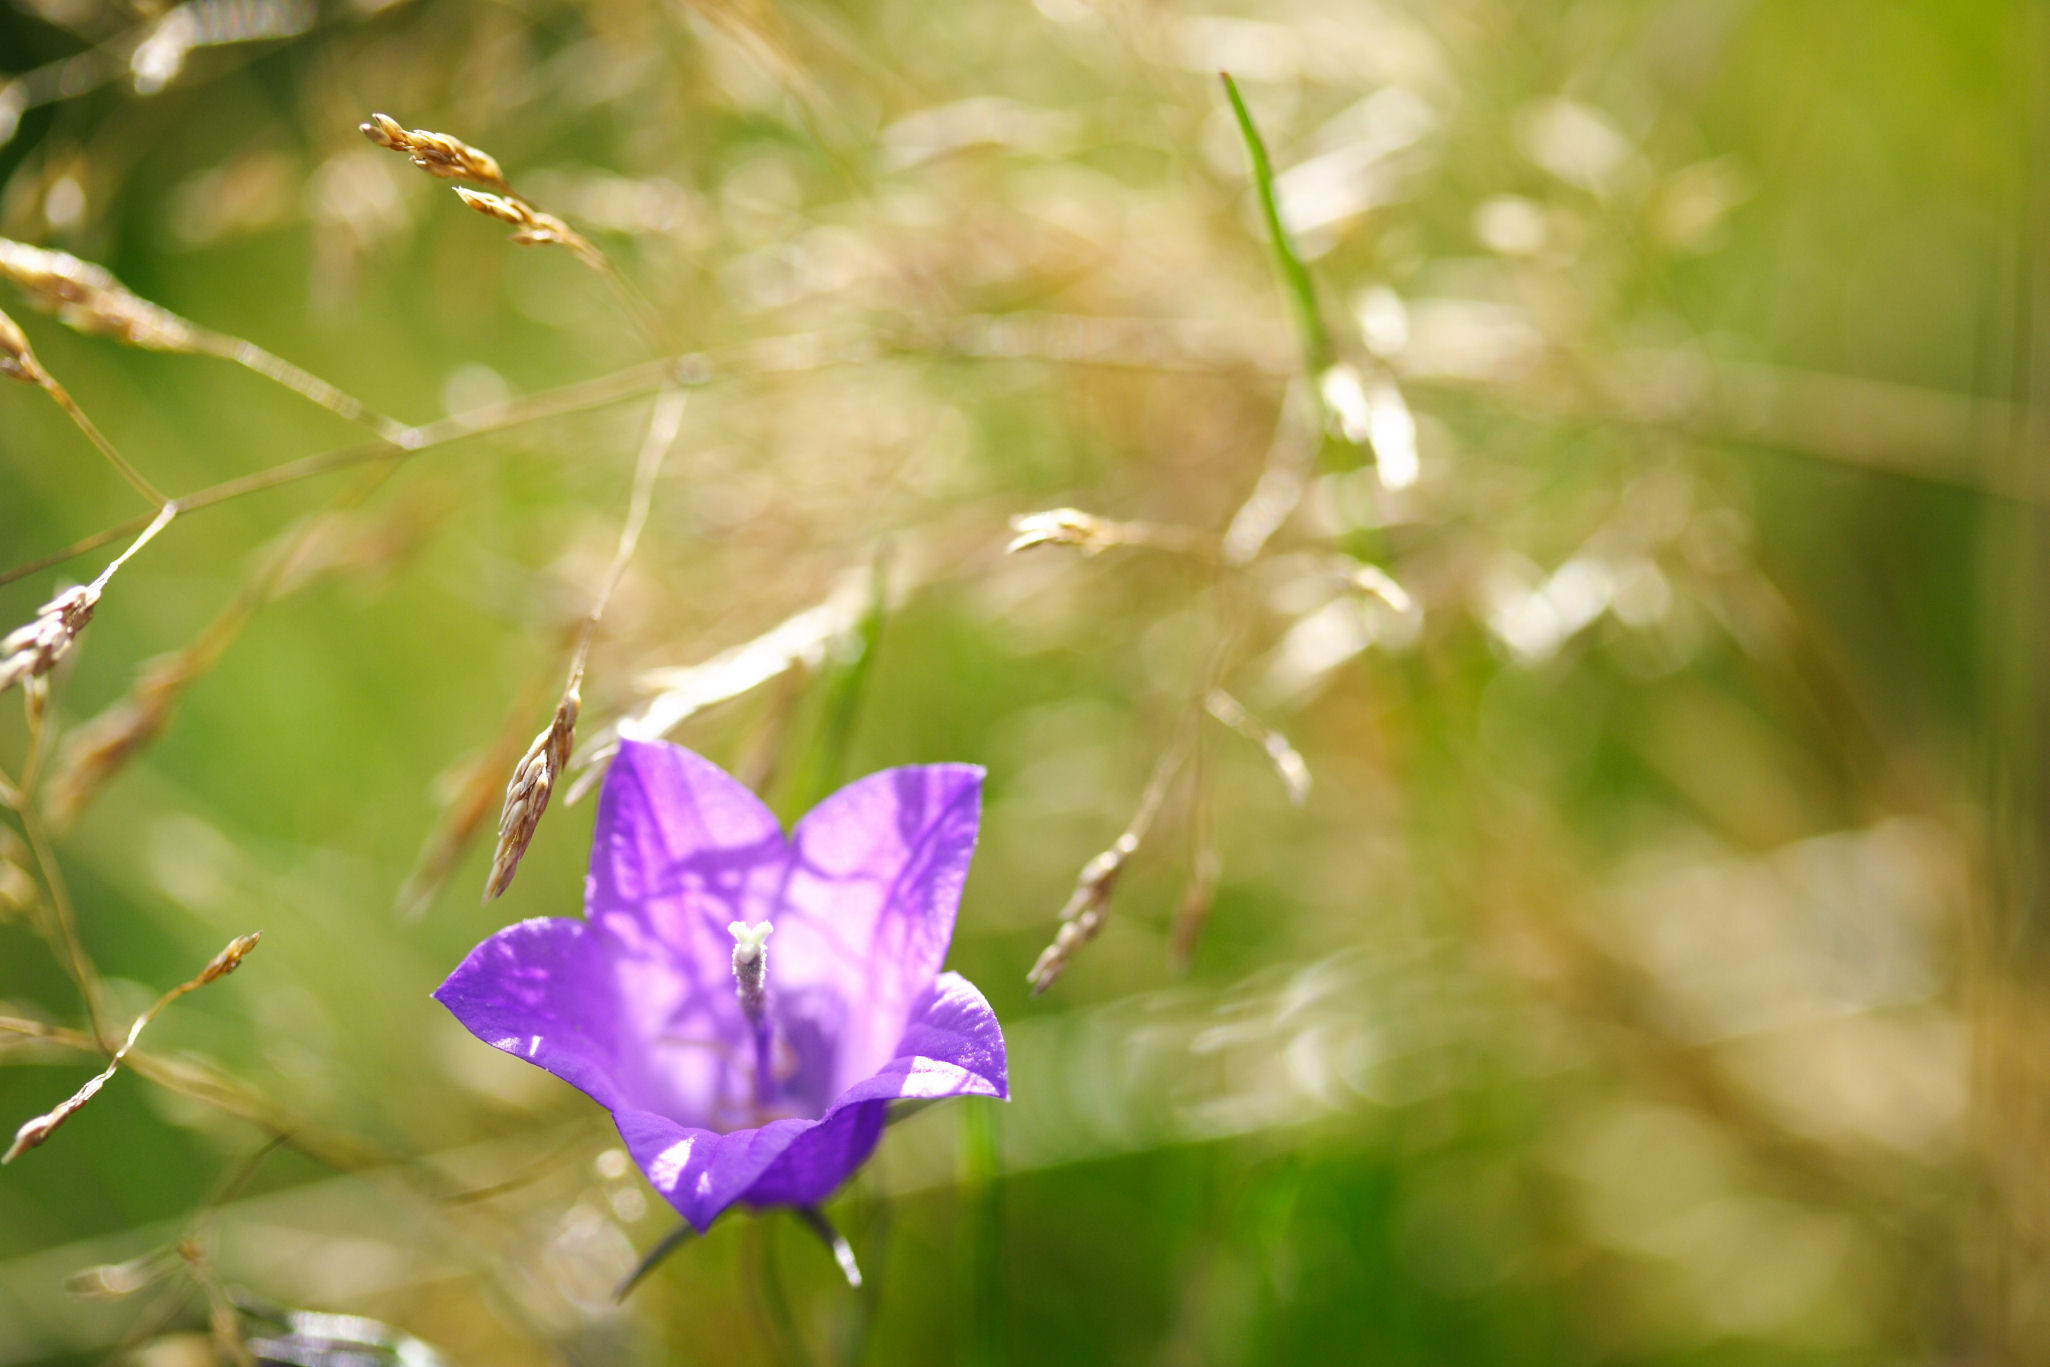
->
left=0, top=585, right=97, bottom=693
left=452, top=187, right=589, bottom=253
left=0, top=239, right=200, bottom=351
left=360, top=113, right=511, bottom=193
left=485, top=690, right=580, bottom=900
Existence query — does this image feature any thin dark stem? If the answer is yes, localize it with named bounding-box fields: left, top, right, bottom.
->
left=39, top=376, right=167, bottom=506
left=16, top=804, right=109, bottom=1050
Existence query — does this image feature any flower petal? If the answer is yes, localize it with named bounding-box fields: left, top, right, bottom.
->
left=778, top=764, right=984, bottom=1094
left=585, top=740, right=787, bottom=1121
left=614, top=1109, right=860, bottom=1233
left=617, top=972, right=1007, bottom=1230
left=434, top=917, right=629, bottom=1112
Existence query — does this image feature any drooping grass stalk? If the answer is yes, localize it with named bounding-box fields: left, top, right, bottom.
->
left=485, top=387, right=687, bottom=900
left=195, top=332, right=417, bottom=446
left=13, top=803, right=110, bottom=1050
left=35, top=376, right=169, bottom=505
left=3, top=930, right=261, bottom=1163
left=0, top=237, right=412, bottom=445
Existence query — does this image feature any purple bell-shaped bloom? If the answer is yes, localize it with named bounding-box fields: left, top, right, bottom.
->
left=435, top=739, right=1008, bottom=1231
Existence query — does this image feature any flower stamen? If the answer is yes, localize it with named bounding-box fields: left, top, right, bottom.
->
left=728, top=920, right=776, bottom=1110
left=727, top=920, right=773, bottom=1018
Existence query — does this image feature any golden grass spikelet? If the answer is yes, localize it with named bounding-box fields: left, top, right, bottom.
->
left=360, top=112, right=511, bottom=193
left=42, top=653, right=185, bottom=826
left=452, top=187, right=593, bottom=255
left=0, top=585, right=96, bottom=693
left=4, top=930, right=261, bottom=1164
left=3, top=503, right=176, bottom=701
left=0, top=239, right=200, bottom=352
left=196, top=931, right=262, bottom=984
left=485, top=690, right=579, bottom=900
left=1025, top=834, right=1136, bottom=996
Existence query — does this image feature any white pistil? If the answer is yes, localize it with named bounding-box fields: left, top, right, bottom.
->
left=728, top=920, right=773, bottom=1020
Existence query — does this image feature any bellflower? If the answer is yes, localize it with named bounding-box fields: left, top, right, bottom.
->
left=435, top=739, right=1008, bottom=1232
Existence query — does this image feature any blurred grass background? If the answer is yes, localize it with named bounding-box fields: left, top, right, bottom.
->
left=0, top=0, right=2039, bottom=1362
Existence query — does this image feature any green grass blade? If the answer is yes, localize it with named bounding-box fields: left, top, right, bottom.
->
left=1220, top=71, right=1333, bottom=379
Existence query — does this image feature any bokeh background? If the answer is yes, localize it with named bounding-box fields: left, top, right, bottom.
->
left=0, top=0, right=2040, bottom=1362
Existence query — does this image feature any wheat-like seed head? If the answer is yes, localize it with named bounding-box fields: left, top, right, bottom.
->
left=0, top=585, right=97, bottom=694
left=0, top=240, right=200, bottom=352
left=1025, top=833, right=1137, bottom=995
left=485, top=690, right=580, bottom=900
left=42, top=653, right=185, bottom=825
left=360, top=113, right=512, bottom=194
left=452, top=187, right=591, bottom=254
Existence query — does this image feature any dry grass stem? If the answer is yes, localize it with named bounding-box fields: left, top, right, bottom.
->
left=362, top=112, right=669, bottom=349
left=43, top=466, right=395, bottom=828
left=485, top=692, right=578, bottom=901
left=0, top=1012, right=390, bottom=1172
left=0, top=240, right=201, bottom=352
left=0, top=299, right=168, bottom=505
left=485, top=388, right=684, bottom=900
left=0, top=238, right=411, bottom=443
left=574, top=387, right=688, bottom=680
left=360, top=112, right=511, bottom=193
left=1, top=501, right=176, bottom=696
left=453, top=187, right=593, bottom=257
left=400, top=664, right=562, bottom=919
left=13, top=805, right=110, bottom=1047
left=3, top=931, right=259, bottom=1164
left=451, top=188, right=670, bottom=349
left=1006, top=507, right=1213, bottom=558
left=1027, top=739, right=1187, bottom=996
left=1204, top=689, right=1311, bottom=804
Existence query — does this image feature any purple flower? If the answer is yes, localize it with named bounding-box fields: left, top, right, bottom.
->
left=435, top=739, right=1008, bottom=1231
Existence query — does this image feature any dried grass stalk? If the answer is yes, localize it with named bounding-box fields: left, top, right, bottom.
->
left=400, top=662, right=562, bottom=919
left=0, top=237, right=410, bottom=443
left=484, top=691, right=578, bottom=901
left=452, top=187, right=595, bottom=258
left=0, top=586, right=97, bottom=693
left=482, top=388, right=685, bottom=900
left=361, top=112, right=667, bottom=349
left=1025, top=833, right=1138, bottom=997
left=4, top=931, right=260, bottom=1164
left=0, top=239, right=202, bottom=351
left=359, top=113, right=511, bottom=193
left=1204, top=688, right=1311, bottom=804
left=43, top=653, right=188, bottom=826
left=1027, top=737, right=1188, bottom=996
left=0, top=299, right=168, bottom=504
left=42, top=468, right=397, bottom=826
left=0, top=502, right=176, bottom=696
left=1006, top=507, right=1212, bottom=558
